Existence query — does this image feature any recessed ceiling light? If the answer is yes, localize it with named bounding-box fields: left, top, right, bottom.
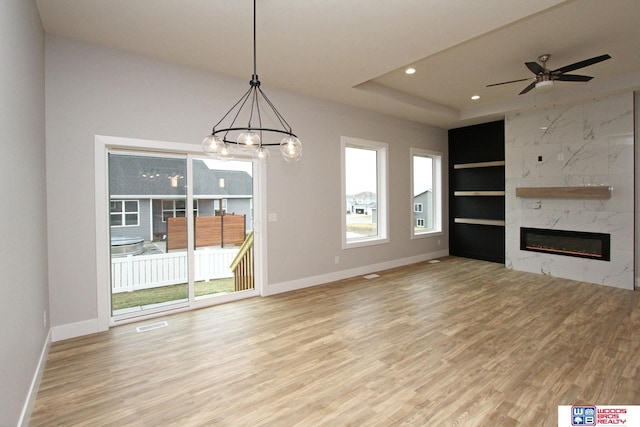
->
left=405, top=68, right=416, bottom=75
left=471, top=95, right=480, bottom=100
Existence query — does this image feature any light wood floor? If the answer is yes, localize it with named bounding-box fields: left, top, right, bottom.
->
left=31, top=257, right=640, bottom=426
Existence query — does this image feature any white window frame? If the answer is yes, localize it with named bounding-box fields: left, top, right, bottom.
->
left=414, top=203, right=423, bottom=213
left=410, top=147, right=443, bottom=238
left=110, top=199, right=139, bottom=227
left=416, top=218, right=425, bottom=227
left=341, top=136, right=389, bottom=249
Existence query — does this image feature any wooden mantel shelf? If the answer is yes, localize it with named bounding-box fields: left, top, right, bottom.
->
left=515, top=186, right=612, bottom=199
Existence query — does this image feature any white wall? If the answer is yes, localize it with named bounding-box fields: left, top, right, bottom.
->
left=45, top=36, right=447, bottom=335
left=505, top=93, right=635, bottom=289
left=0, top=1, right=49, bottom=425
left=636, top=91, right=640, bottom=289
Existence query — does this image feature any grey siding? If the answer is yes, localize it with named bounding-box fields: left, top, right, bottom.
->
left=413, top=191, right=433, bottom=229
left=198, top=199, right=216, bottom=217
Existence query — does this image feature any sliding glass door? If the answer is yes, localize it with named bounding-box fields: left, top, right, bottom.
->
left=108, top=150, right=256, bottom=322
left=192, top=157, right=254, bottom=300
left=109, top=153, right=190, bottom=318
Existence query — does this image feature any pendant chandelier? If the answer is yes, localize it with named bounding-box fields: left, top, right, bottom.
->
left=202, top=0, right=302, bottom=162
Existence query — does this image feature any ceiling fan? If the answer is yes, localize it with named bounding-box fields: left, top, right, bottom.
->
left=487, top=53, right=612, bottom=95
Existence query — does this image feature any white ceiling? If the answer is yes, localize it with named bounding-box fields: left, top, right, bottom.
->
left=36, top=0, right=640, bottom=129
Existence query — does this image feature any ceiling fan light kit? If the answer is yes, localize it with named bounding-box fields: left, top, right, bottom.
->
left=202, top=0, right=302, bottom=162
left=535, top=80, right=553, bottom=92
left=487, top=53, right=612, bottom=95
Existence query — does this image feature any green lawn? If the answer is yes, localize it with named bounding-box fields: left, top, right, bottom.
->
left=346, top=214, right=376, bottom=236
left=346, top=222, right=376, bottom=235
left=112, top=278, right=238, bottom=310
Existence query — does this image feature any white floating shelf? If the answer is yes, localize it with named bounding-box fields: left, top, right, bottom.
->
left=454, top=218, right=505, bottom=226
left=453, top=160, right=505, bottom=169
left=454, top=191, right=505, bottom=196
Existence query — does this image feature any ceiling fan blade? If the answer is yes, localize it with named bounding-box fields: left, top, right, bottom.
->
left=486, top=77, right=533, bottom=87
left=552, top=54, right=611, bottom=74
left=525, top=61, right=545, bottom=74
left=519, top=81, right=537, bottom=95
left=555, top=74, right=593, bottom=82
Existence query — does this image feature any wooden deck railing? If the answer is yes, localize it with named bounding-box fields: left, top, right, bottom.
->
left=229, top=231, right=254, bottom=292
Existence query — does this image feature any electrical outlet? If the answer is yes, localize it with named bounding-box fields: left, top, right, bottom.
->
left=438, top=239, right=441, bottom=245
left=43, top=310, right=47, bottom=328
left=334, top=255, right=340, bottom=264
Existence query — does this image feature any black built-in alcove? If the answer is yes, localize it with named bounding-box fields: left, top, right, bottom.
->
left=449, top=120, right=505, bottom=264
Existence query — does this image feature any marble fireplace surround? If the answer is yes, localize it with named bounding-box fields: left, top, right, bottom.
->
left=505, top=93, right=634, bottom=290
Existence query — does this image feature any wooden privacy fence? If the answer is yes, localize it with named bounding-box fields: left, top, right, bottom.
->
left=167, top=214, right=246, bottom=251
left=111, top=248, right=239, bottom=293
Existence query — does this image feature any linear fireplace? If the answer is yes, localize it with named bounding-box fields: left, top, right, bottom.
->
left=520, top=227, right=610, bottom=261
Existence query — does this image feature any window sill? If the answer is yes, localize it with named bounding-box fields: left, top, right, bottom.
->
left=343, top=236, right=389, bottom=250
left=411, top=230, right=443, bottom=240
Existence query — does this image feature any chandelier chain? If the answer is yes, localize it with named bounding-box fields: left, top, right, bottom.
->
left=202, top=0, right=302, bottom=162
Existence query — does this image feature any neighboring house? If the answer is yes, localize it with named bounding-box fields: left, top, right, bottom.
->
left=346, top=191, right=376, bottom=215
left=109, top=156, right=253, bottom=241
left=413, top=190, right=433, bottom=229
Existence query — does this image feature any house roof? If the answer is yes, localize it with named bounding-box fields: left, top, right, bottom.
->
left=347, top=191, right=376, bottom=199
left=414, top=190, right=432, bottom=198
left=109, top=155, right=252, bottom=197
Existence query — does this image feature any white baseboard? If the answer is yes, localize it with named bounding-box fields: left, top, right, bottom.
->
left=18, top=329, right=51, bottom=427
left=49, top=250, right=450, bottom=340
left=52, top=318, right=99, bottom=342
left=265, top=249, right=449, bottom=296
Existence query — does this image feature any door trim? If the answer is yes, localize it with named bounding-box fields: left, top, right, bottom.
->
left=95, top=135, right=265, bottom=330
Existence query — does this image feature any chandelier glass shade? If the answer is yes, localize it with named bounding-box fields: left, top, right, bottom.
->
left=202, top=0, right=301, bottom=162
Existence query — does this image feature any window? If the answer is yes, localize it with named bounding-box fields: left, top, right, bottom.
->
left=162, top=200, right=198, bottom=222
left=110, top=200, right=139, bottom=227
left=342, top=137, right=388, bottom=248
left=411, top=148, right=442, bottom=237
left=211, top=199, right=228, bottom=215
